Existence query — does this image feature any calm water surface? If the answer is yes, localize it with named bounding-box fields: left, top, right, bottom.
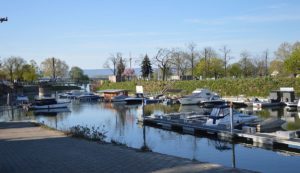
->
left=1, top=101, right=300, bottom=173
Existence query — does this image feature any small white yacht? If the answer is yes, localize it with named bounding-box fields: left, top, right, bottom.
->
left=179, top=88, right=220, bottom=105
left=124, top=93, right=144, bottom=104
left=15, top=95, right=29, bottom=106
left=59, top=90, right=82, bottom=99
left=75, top=92, right=101, bottom=101
left=111, top=94, right=129, bottom=102
left=205, top=105, right=258, bottom=127
left=28, top=97, right=70, bottom=110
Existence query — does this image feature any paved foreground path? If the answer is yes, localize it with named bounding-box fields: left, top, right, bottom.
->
left=0, top=122, right=257, bottom=173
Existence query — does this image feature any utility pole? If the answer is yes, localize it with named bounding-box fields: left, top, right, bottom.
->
left=52, top=57, right=56, bottom=79
left=204, top=48, right=208, bottom=79
left=129, top=53, right=132, bottom=69
left=265, top=50, right=268, bottom=76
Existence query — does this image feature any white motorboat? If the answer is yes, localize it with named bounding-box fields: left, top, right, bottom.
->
left=111, top=94, right=129, bottom=102
left=201, top=95, right=226, bottom=107
left=124, top=93, right=163, bottom=105
left=124, top=93, right=144, bottom=104
left=252, top=101, right=284, bottom=108
left=15, top=95, right=29, bottom=106
left=28, top=97, right=70, bottom=110
left=59, top=90, right=82, bottom=99
left=75, top=92, right=101, bottom=101
left=179, top=88, right=220, bottom=105
left=285, top=100, right=299, bottom=108
left=205, top=105, right=258, bottom=127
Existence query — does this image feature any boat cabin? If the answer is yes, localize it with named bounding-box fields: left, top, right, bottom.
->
left=190, top=88, right=216, bottom=98
left=34, top=97, right=57, bottom=106
left=98, top=89, right=128, bottom=102
left=270, top=87, right=295, bottom=103
left=209, top=105, right=231, bottom=118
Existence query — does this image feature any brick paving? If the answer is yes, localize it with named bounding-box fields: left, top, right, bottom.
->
left=0, top=122, right=257, bottom=173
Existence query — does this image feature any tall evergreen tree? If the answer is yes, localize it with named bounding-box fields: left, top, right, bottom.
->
left=116, top=57, right=125, bottom=78
left=141, top=54, right=153, bottom=79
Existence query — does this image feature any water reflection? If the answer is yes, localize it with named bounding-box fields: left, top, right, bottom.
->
left=1, top=103, right=300, bottom=173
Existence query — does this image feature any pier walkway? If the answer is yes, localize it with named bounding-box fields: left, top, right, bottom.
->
left=0, top=122, right=257, bottom=173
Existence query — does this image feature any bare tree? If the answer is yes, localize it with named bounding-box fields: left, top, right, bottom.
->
left=170, top=49, right=190, bottom=78
left=239, top=51, right=255, bottom=77
left=154, top=48, right=172, bottom=81
left=263, top=49, right=269, bottom=76
left=103, top=52, right=122, bottom=76
left=219, top=45, right=231, bottom=77
left=186, top=42, right=197, bottom=79
left=41, top=57, right=69, bottom=78
left=253, top=56, right=265, bottom=77
left=170, top=49, right=181, bottom=76
left=274, top=42, right=292, bottom=61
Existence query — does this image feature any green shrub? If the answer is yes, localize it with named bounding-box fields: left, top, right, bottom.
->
left=69, top=125, right=107, bottom=141
left=97, top=77, right=300, bottom=97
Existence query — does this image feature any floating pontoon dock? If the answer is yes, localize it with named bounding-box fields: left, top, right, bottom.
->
left=142, top=116, right=300, bottom=152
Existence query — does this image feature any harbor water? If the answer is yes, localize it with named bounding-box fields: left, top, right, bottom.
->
left=1, top=101, right=300, bottom=173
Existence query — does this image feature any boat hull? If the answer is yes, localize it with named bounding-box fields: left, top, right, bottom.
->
left=202, top=100, right=226, bottom=108
left=29, top=102, right=70, bottom=110
left=253, top=102, right=284, bottom=108
left=125, top=98, right=143, bottom=104
left=179, top=98, right=201, bottom=105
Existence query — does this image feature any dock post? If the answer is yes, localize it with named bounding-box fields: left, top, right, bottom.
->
left=142, top=98, right=145, bottom=118
left=231, top=143, right=236, bottom=168
left=230, top=102, right=233, bottom=134
left=7, top=93, right=10, bottom=106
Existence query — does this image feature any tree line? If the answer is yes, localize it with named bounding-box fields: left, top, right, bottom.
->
left=104, top=41, right=300, bottom=81
left=0, top=57, right=88, bottom=83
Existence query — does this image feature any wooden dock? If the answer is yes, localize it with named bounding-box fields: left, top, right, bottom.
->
left=142, top=116, right=300, bottom=153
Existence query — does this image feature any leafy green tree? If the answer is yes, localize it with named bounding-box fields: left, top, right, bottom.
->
left=269, top=60, right=285, bottom=76
left=284, top=48, right=300, bottom=77
left=200, top=47, right=218, bottom=78
left=228, top=63, right=242, bottom=77
left=141, top=54, right=153, bottom=79
left=2, top=56, right=26, bottom=81
left=69, top=66, right=89, bottom=82
left=41, top=57, right=69, bottom=78
left=22, top=64, right=38, bottom=82
left=194, top=58, right=206, bottom=77
left=210, top=57, right=224, bottom=79
left=195, top=47, right=221, bottom=79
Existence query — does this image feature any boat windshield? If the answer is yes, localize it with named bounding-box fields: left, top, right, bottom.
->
left=219, top=108, right=230, bottom=117
left=210, top=108, right=219, bottom=116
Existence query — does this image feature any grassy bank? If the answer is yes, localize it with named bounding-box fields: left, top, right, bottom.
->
left=97, top=78, right=300, bottom=97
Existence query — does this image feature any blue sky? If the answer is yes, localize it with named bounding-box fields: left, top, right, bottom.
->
left=1, top=0, right=300, bottom=69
